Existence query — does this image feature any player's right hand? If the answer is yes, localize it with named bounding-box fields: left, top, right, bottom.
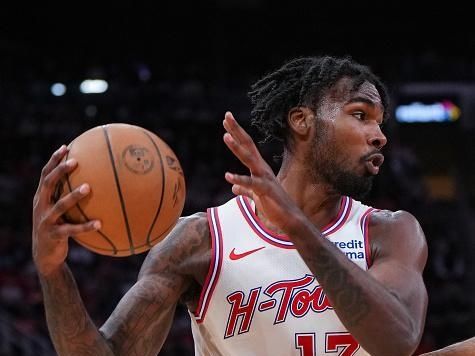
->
left=32, top=145, right=101, bottom=276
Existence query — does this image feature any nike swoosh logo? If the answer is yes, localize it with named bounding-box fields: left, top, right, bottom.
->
left=229, top=246, right=265, bottom=260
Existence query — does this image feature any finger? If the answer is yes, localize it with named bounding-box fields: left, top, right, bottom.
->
left=223, top=112, right=273, bottom=174
left=35, top=145, right=69, bottom=202
left=39, top=145, right=69, bottom=185
left=223, top=132, right=269, bottom=176
left=41, top=158, right=78, bottom=202
left=50, top=220, right=102, bottom=240
left=47, top=183, right=91, bottom=223
left=223, top=112, right=240, bottom=143
left=225, top=172, right=253, bottom=188
left=223, top=132, right=253, bottom=166
left=231, top=184, right=254, bottom=199
left=223, top=112, right=254, bottom=146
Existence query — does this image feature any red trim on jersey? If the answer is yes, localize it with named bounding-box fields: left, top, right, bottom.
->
left=194, top=207, right=223, bottom=323
left=360, top=207, right=376, bottom=268
left=321, top=197, right=353, bottom=236
left=242, top=196, right=290, bottom=241
left=237, top=195, right=352, bottom=249
left=237, top=196, right=294, bottom=249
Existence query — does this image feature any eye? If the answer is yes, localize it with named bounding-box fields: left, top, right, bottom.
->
left=352, top=111, right=366, bottom=121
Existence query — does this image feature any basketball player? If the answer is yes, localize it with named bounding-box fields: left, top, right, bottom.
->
left=33, top=56, right=428, bottom=355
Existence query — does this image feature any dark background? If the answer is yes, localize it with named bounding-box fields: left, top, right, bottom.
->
left=1, top=2, right=475, bottom=355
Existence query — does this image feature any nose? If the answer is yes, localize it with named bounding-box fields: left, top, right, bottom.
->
left=368, top=125, right=387, bottom=150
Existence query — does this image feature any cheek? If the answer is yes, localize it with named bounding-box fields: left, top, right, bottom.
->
left=332, top=129, right=365, bottom=167
left=335, top=122, right=367, bottom=148
left=333, top=143, right=353, bottom=167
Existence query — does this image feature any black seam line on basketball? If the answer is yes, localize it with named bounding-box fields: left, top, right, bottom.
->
left=75, top=237, right=164, bottom=252
left=64, top=143, right=118, bottom=255
left=102, top=125, right=135, bottom=255
left=74, top=230, right=118, bottom=255
left=66, top=174, right=118, bottom=255
left=142, top=130, right=166, bottom=247
left=62, top=149, right=72, bottom=217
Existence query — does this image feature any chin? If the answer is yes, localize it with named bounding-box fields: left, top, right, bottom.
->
left=334, top=174, right=373, bottom=200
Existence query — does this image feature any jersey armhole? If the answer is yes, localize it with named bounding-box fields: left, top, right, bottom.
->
left=361, top=208, right=377, bottom=268
left=193, top=207, right=223, bottom=323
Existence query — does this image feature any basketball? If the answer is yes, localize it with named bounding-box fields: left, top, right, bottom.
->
left=55, top=123, right=186, bottom=257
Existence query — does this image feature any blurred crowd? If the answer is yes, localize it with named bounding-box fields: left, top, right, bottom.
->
left=1, top=55, right=475, bottom=355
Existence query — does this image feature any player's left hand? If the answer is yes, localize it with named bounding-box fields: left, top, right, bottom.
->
left=223, top=111, right=304, bottom=234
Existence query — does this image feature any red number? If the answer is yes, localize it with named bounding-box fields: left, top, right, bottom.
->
left=295, top=333, right=316, bottom=356
left=326, top=332, right=360, bottom=355
left=295, top=332, right=360, bottom=355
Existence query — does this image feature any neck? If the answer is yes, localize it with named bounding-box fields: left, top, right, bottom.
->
left=275, top=150, right=343, bottom=229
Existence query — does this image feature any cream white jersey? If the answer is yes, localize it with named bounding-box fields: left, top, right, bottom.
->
left=189, top=195, right=376, bottom=356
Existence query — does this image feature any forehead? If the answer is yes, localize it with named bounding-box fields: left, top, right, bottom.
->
left=324, top=77, right=382, bottom=107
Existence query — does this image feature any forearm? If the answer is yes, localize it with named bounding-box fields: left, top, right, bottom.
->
left=289, top=221, right=418, bottom=355
left=40, top=263, right=114, bottom=356
left=422, top=337, right=475, bottom=355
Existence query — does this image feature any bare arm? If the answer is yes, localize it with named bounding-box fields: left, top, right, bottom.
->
left=39, top=214, right=208, bottom=356
left=99, top=214, right=209, bottom=355
left=222, top=112, right=428, bottom=356
left=421, top=337, right=475, bottom=356
left=286, top=209, right=427, bottom=356
left=33, top=145, right=210, bottom=356
left=40, top=264, right=115, bottom=355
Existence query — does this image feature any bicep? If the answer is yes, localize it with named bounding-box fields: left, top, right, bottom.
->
left=99, top=213, right=210, bottom=356
left=370, top=258, right=427, bottom=309
left=368, top=210, right=428, bottom=323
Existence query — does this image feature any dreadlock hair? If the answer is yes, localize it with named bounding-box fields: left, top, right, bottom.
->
left=248, top=56, right=389, bottom=151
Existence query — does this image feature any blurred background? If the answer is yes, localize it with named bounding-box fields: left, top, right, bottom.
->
left=1, top=2, right=475, bottom=355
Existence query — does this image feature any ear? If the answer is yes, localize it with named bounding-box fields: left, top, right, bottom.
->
left=288, top=107, right=314, bottom=137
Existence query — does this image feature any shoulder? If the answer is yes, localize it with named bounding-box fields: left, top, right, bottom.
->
left=139, top=212, right=211, bottom=278
left=368, top=209, right=427, bottom=266
left=174, top=212, right=210, bottom=237
left=153, top=212, right=210, bottom=254
left=370, top=209, right=423, bottom=234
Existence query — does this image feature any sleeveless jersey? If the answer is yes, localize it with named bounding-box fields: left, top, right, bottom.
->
left=189, top=195, right=376, bottom=356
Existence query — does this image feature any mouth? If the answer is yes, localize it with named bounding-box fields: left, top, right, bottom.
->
left=364, top=153, right=384, bottom=175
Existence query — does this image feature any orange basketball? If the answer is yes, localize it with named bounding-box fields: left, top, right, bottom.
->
left=55, top=123, right=186, bottom=256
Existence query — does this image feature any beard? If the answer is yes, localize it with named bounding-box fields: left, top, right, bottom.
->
left=320, top=164, right=373, bottom=200
left=308, top=128, right=374, bottom=201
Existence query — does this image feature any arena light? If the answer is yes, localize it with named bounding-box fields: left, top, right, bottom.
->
left=79, top=79, right=109, bottom=94
left=395, top=100, right=461, bottom=123
left=51, top=83, right=66, bottom=96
